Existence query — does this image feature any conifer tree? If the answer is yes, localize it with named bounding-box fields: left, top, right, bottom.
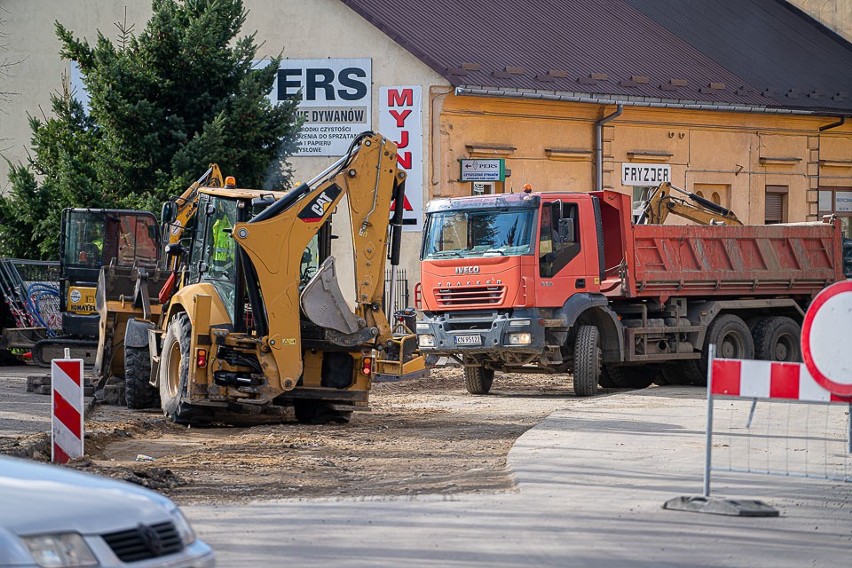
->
left=0, top=0, right=300, bottom=259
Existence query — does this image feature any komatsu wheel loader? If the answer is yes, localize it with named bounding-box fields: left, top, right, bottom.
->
left=96, top=132, right=423, bottom=424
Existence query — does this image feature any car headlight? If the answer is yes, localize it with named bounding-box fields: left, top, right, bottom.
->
left=418, top=334, right=435, bottom=347
left=21, top=533, right=97, bottom=567
left=507, top=332, right=532, bottom=345
left=169, top=506, right=197, bottom=546
left=415, top=323, right=430, bottom=333
left=509, top=319, right=531, bottom=326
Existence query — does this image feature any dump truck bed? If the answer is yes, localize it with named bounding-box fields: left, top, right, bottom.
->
left=593, top=190, right=844, bottom=302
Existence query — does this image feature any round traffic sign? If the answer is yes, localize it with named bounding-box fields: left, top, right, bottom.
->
left=801, top=280, right=852, bottom=397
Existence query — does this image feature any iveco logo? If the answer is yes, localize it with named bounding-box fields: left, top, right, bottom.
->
left=455, top=266, right=480, bottom=275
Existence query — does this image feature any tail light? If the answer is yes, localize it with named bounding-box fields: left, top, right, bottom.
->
left=196, top=348, right=208, bottom=368
left=361, top=357, right=372, bottom=376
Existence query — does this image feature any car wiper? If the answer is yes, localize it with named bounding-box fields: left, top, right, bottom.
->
left=484, top=248, right=506, bottom=255
left=430, top=250, right=462, bottom=258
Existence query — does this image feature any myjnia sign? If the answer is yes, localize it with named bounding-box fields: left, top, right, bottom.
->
left=460, top=159, right=506, bottom=182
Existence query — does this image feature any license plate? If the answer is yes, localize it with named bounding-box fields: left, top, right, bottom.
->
left=455, top=334, right=482, bottom=345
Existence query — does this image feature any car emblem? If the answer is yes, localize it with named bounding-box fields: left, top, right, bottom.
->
left=138, top=524, right=164, bottom=556
left=455, top=266, right=480, bottom=275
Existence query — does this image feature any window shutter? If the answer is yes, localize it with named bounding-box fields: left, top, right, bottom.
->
left=765, top=193, right=783, bottom=223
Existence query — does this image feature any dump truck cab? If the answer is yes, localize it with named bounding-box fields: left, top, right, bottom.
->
left=419, top=190, right=607, bottom=364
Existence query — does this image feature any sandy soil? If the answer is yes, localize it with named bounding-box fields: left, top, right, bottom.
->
left=7, top=367, right=582, bottom=505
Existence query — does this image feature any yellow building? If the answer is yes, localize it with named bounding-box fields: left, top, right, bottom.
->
left=1, top=0, right=851, bottom=297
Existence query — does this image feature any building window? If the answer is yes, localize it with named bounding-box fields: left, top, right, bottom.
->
left=817, top=187, right=852, bottom=237
left=765, top=185, right=788, bottom=225
left=694, top=183, right=731, bottom=209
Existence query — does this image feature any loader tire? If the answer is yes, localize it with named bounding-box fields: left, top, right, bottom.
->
left=124, top=345, right=159, bottom=410
left=573, top=325, right=600, bottom=397
left=159, top=313, right=210, bottom=425
left=464, top=365, right=494, bottom=395
left=753, top=316, right=801, bottom=362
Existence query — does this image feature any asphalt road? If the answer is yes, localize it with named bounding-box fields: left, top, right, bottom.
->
left=0, top=366, right=53, bottom=437
left=2, top=366, right=850, bottom=566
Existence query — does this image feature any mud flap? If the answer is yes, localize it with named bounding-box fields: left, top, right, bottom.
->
left=300, top=256, right=361, bottom=334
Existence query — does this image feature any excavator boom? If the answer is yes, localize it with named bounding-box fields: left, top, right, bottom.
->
left=638, top=182, right=742, bottom=226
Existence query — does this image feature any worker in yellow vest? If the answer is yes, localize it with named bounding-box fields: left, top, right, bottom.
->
left=212, top=215, right=233, bottom=266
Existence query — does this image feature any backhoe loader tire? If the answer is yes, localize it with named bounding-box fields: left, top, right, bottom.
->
left=125, top=345, right=159, bottom=409
left=293, top=401, right=352, bottom=425
left=573, top=325, right=600, bottom=397
left=600, top=364, right=657, bottom=389
left=464, top=366, right=494, bottom=395
left=160, top=313, right=210, bottom=425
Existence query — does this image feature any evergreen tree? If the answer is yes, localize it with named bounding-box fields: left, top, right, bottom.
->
left=0, top=0, right=300, bottom=259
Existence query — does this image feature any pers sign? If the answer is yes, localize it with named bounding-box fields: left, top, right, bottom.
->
left=272, top=58, right=372, bottom=156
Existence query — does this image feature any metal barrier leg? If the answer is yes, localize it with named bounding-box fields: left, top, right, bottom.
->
left=703, top=344, right=716, bottom=498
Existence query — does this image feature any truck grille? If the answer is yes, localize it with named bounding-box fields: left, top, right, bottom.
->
left=102, top=521, right=184, bottom=562
left=435, top=285, right=506, bottom=307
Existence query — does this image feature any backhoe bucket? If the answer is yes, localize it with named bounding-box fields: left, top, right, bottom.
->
left=300, top=256, right=361, bottom=334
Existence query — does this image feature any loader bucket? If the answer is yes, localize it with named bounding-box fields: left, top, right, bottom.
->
left=93, top=263, right=171, bottom=383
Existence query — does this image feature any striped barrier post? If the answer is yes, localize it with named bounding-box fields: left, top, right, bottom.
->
left=51, top=350, right=85, bottom=464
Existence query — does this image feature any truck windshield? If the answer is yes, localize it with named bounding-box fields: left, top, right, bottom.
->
left=422, top=209, right=535, bottom=259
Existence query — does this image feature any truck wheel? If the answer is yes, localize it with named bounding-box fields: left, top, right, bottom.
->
left=706, top=314, right=754, bottom=360
left=124, top=345, right=160, bottom=409
left=159, top=313, right=209, bottom=425
left=573, top=325, right=600, bottom=397
left=661, top=362, right=705, bottom=386
left=753, top=316, right=801, bottom=362
left=464, top=366, right=494, bottom=395
left=601, top=364, right=657, bottom=389
left=693, top=314, right=754, bottom=386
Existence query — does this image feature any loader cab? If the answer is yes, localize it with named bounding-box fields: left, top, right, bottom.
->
left=59, top=209, right=160, bottom=337
left=185, top=190, right=332, bottom=333
left=186, top=193, right=246, bottom=326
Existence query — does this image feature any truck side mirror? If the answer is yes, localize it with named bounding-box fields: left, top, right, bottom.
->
left=557, top=217, right=575, bottom=243
left=161, top=201, right=176, bottom=224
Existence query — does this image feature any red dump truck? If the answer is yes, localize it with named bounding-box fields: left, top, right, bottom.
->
left=416, top=189, right=844, bottom=396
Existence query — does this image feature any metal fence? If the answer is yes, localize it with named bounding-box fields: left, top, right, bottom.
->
left=384, top=268, right=410, bottom=314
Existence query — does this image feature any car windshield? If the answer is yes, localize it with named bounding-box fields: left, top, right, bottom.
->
left=422, top=208, right=535, bottom=259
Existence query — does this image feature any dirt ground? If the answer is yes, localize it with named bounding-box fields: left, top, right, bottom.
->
left=3, top=367, right=580, bottom=505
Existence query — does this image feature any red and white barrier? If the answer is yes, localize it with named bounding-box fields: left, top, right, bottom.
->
left=51, top=358, right=84, bottom=464
left=712, top=359, right=852, bottom=404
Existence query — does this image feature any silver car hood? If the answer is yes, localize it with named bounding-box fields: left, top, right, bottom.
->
left=0, top=456, right=174, bottom=536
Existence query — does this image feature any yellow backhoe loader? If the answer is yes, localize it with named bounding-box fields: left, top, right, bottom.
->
left=96, top=132, right=424, bottom=424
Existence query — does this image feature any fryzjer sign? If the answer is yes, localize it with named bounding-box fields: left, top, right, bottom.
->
left=379, top=86, right=422, bottom=231
left=621, top=163, right=671, bottom=186
left=272, top=58, right=372, bottom=156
